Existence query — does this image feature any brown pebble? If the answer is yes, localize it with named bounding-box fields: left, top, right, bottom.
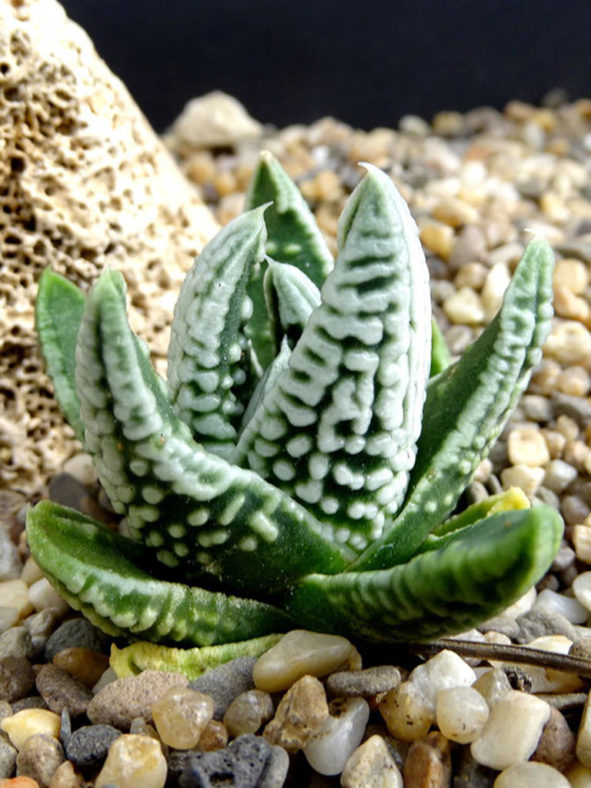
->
left=198, top=719, right=229, bottom=752
left=0, top=658, right=35, bottom=703
left=35, top=666, right=92, bottom=718
left=87, top=670, right=188, bottom=730
left=403, top=731, right=452, bottom=788
left=263, top=675, right=329, bottom=753
left=47, top=761, right=82, bottom=788
left=16, top=734, right=64, bottom=788
left=532, top=706, right=575, bottom=771
left=52, top=648, right=109, bottom=689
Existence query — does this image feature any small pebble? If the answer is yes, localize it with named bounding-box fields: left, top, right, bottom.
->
left=470, top=690, right=550, bottom=770
left=52, top=648, right=109, bottom=689
left=378, top=681, right=433, bottom=742
left=435, top=686, right=489, bottom=744
left=576, top=692, right=591, bottom=767
left=26, top=584, right=68, bottom=618
left=15, top=734, right=64, bottom=788
left=327, top=665, right=401, bottom=699
left=507, top=427, right=550, bottom=466
left=514, top=609, right=577, bottom=643
left=340, top=734, right=403, bottom=788
left=533, top=588, right=588, bottom=624
left=263, top=675, right=328, bottom=753
left=63, top=724, right=121, bottom=770
left=35, top=666, right=92, bottom=718
left=493, top=760, right=570, bottom=787
left=0, top=583, right=32, bottom=621
left=197, top=719, right=229, bottom=752
left=1, top=710, right=61, bottom=750
left=152, top=686, right=214, bottom=750
left=0, top=658, right=35, bottom=703
left=0, top=529, right=21, bottom=583
left=47, top=760, right=83, bottom=788
left=222, top=690, right=274, bottom=738
left=532, top=705, right=575, bottom=771
left=253, top=630, right=359, bottom=693
left=409, top=649, right=476, bottom=712
left=94, top=734, right=167, bottom=788
left=573, top=525, right=591, bottom=563
left=0, top=630, right=33, bottom=662
left=0, top=739, right=17, bottom=780
left=500, top=464, right=544, bottom=495
left=472, top=669, right=512, bottom=709
left=0, top=778, right=40, bottom=788
left=443, top=287, right=484, bottom=324
left=403, top=731, right=451, bottom=788
left=566, top=761, right=591, bottom=786
left=303, top=697, right=369, bottom=776
left=544, top=320, right=591, bottom=365
left=87, top=670, right=188, bottom=730
left=44, top=620, right=107, bottom=662
left=543, top=459, right=578, bottom=492
left=190, top=657, right=256, bottom=720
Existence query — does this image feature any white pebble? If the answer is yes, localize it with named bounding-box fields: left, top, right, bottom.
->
left=518, top=634, right=584, bottom=693
left=0, top=579, right=33, bottom=619
left=481, top=262, right=511, bottom=321
left=470, top=690, right=550, bottom=770
left=379, top=681, right=433, bottom=742
left=472, top=668, right=512, bottom=709
left=507, top=427, right=550, bottom=467
left=409, top=649, right=476, bottom=713
left=493, top=761, right=570, bottom=787
left=577, top=693, right=591, bottom=767
left=572, top=572, right=591, bottom=613
left=496, top=586, right=537, bottom=619
left=544, top=320, right=591, bottom=365
left=500, top=464, right=545, bottom=495
left=567, top=761, right=591, bottom=786
left=303, top=697, right=369, bottom=776
left=573, top=526, right=591, bottom=564
left=543, top=459, right=578, bottom=492
left=0, top=607, right=19, bottom=634
left=443, top=287, right=485, bottom=325
left=533, top=588, right=589, bottom=624
left=341, top=734, right=403, bottom=787
left=435, top=686, right=489, bottom=743
left=28, top=578, right=70, bottom=614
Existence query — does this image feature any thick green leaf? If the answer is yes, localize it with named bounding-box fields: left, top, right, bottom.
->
left=74, top=269, right=352, bottom=594
left=354, top=238, right=555, bottom=570
left=167, top=207, right=268, bottom=458
left=430, top=318, right=452, bottom=377
left=285, top=504, right=563, bottom=642
left=237, top=165, right=431, bottom=550
left=26, top=501, right=293, bottom=646
left=263, top=260, right=321, bottom=349
left=243, top=151, right=334, bottom=370
left=35, top=269, right=86, bottom=441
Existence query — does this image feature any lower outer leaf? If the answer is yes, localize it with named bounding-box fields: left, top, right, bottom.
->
left=110, top=635, right=281, bottom=679
left=26, top=501, right=293, bottom=647
left=284, top=505, right=563, bottom=643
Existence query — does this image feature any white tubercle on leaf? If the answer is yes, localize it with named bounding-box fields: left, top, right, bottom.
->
left=236, top=166, right=432, bottom=545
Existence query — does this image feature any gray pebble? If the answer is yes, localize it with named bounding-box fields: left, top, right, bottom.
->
left=448, top=225, right=487, bottom=270
left=190, top=657, right=256, bottom=720
left=514, top=609, right=577, bottom=644
left=0, top=737, right=16, bottom=779
left=543, top=460, right=578, bottom=494
left=23, top=609, right=62, bottom=657
left=16, top=733, right=64, bottom=787
left=44, top=618, right=108, bottom=661
left=12, top=696, right=49, bottom=713
left=48, top=473, right=90, bottom=512
left=0, top=700, right=12, bottom=722
left=444, top=324, right=473, bottom=355
left=87, top=670, right=188, bottom=730
left=534, top=486, right=561, bottom=511
left=521, top=394, right=553, bottom=422
left=179, top=734, right=280, bottom=788
left=0, top=627, right=34, bottom=661
left=36, top=664, right=92, bottom=717
left=0, top=656, right=35, bottom=702
left=562, top=494, right=591, bottom=526
left=478, top=615, right=520, bottom=640
left=0, top=525, right=21, bottom=582
left=551, top=542, right=576, bottom=572
left=64, top=724, right=121, bottom=770
left=552, top=392, right=591, bottom=426
left=259, top=744, right=289, bottom=788
left=327, top=666, right=401, bottom=698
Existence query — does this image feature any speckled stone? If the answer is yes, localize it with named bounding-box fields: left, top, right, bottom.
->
left=35, top=666, right=92, bottom=717
left=15, top=734, right=64, bottom=788
left=263, top=675, right=329, bottom=753
left=44, top=619, right=108, bottom=662
left=514, top=609, right=578, bottom=643
left=189, top=657, right=256, bottom=720
left=0, top=658, right=35, bottom=703
left=0, top=629, right=34, bottom=661
left=532, top=706, right=575, bottom=771
left=87, top=670, right=189, bottom=730
left=0, top=737, right=17, bottom=779
left=63, top=724, right=121, bottom=771
left=326, top=666, right=401, bottom=698
left=179, top=734, right=287, bottom=788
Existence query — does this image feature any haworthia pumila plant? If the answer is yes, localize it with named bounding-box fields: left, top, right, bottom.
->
left=28, top=152, right=563, bottom=649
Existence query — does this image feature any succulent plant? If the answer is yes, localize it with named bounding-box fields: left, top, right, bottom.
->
left=28, top=153, right=563, bottom=650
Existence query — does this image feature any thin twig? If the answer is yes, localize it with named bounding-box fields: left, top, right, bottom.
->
left=408, top=638, right=591, bottom=679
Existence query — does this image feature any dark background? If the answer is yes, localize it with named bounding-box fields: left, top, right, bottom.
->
left=62, top=0, right=590, bottom=133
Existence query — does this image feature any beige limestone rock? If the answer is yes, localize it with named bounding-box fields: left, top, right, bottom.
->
left=0, top=0, right=219, bottom=494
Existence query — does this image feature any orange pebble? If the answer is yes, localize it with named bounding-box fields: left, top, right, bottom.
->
left=0, top=778, right=40, bottom=788
left=52, top=647, right=109, bottom=688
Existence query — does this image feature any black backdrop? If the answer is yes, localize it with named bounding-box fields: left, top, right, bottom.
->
left=62, top=0, right=591, bottom=133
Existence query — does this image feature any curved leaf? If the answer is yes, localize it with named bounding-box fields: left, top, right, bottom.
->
left=74, top=270, right=352, bottom=594
left=35, top=269, right=86, bottom=441
left=26, top=501, right=293, bottom=646
left=237, top=165, right=431, bottom=550
left=285, top=504, right=563, bottom=642
left=355, top=237, right=555, bottom=570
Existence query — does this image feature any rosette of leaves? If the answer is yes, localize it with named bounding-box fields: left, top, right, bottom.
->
left=28, top=153, right=563, bottom=649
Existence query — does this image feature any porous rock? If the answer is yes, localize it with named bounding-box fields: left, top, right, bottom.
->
left=0, top=0, right=218, bottom=494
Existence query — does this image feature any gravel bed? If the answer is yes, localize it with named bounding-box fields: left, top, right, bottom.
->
left=3, top=93, right=591, bottom=786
